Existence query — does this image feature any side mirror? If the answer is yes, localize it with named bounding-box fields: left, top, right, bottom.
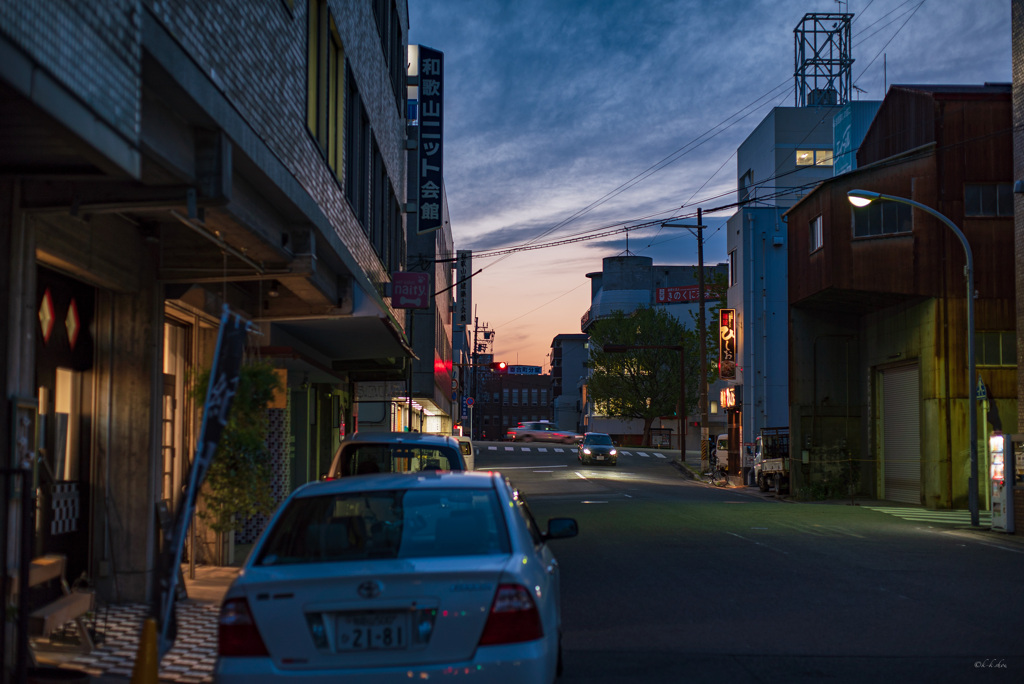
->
left=544, top=517, right=578, bottom=541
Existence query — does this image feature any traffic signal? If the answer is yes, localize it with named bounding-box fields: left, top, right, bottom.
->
left=490, top=361, right=508, bottom=373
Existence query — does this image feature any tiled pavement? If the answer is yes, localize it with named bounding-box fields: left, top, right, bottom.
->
left=32, top=565, right=238, bottom=683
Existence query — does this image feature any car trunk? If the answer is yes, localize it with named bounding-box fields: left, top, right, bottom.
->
left=241, top=556, right=511, bottom=670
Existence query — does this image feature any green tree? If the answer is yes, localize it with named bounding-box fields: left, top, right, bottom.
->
left=587, top=307, right=691, bottom=446
left=190, top=360, right=281, bottom=535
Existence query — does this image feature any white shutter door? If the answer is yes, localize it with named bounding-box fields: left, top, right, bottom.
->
left=882, top=365, right=921, bottom=504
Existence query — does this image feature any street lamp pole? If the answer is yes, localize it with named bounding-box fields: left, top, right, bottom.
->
left=602, top=344, right=685, bottom=456
left=847, top=190, right=979, bottom=526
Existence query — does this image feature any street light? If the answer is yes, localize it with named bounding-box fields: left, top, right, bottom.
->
left=602, top=343, right=686, bottom=456
left=846, top=189, right=979, bottom=526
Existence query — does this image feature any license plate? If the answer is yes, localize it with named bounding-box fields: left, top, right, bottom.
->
left=595, top=454, right=605, bottom=460
left=337, top=611, right=409, bottom=651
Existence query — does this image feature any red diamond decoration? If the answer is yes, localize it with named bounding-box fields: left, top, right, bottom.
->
left=39, top=288, right=55, bottom=344
left=66, top=298, right=80, bottom=350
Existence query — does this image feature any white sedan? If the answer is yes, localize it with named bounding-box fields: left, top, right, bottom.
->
left=214, top=470, right=578, bottom=683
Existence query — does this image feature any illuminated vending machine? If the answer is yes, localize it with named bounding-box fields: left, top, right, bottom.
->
left=989, top=432, right=1014, bottom=533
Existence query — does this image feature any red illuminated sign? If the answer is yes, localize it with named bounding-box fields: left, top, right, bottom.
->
left=719, top=308, right=736, bottom=380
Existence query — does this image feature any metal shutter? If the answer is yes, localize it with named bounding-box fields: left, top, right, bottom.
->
left=882, top=365, right=921, bottom=504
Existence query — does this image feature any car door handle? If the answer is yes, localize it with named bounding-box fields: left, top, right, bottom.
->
left=547, top=559, right=559, bottom=575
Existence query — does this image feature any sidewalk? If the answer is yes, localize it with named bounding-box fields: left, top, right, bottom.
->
left=29, top=565, right=239, bottom=684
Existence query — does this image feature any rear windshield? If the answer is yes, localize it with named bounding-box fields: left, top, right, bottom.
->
left=335, top=444, right=462, bottom=476
left=255, top=488, right=511, bottom=565
left=458, top=441, right=472, bottom=456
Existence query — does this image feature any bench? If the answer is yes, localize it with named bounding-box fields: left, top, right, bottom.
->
left=26, top=554, right=95, bottom=651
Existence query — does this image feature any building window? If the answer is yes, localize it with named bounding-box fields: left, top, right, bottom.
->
left=540, top=389, right=547, bottom=405
left=796, top=149, right=833, bottom=166
left=307, top=0, right=345, bottom=178
left=482, top=415, right=489, bottom=425
left=344, top=64, right=370, bottom=229
left=964, top=183, right=1013, bottom=217
left=852, top=202, right=912, bottom=237
left=502, top=389, right=509, bottom=405
left=728, top=249, right=737, bottom=285
left=976, top=331, right=1016, bottom=366
left=371, top=0, right=405, bottom=114
left=809, top=215, right=823, bottom=252
left=511, top=389, right=519, bottom=406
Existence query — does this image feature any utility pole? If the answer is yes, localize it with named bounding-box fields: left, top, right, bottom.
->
left=472, top=312, right=478, bottom=440
left=696, top=208, right=709, bottom=474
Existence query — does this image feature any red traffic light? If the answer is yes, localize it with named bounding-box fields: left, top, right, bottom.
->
left=490, top=361, right=508, bottom=373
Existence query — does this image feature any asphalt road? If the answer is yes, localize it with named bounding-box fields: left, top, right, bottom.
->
left=474, top=440, right=1024, bottom=684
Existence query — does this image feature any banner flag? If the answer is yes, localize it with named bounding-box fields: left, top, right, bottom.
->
left=154, top=306, right=250, bottom=659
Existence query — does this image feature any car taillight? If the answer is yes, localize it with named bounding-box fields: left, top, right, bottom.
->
left=478, top=584, right=543, bottom=645
left=218, top=597, right=269, bottom=656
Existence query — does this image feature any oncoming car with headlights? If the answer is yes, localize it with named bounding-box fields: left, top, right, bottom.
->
left=577, top=432, right=617, bottom=466
left=215, top=470, right=578, bottom=683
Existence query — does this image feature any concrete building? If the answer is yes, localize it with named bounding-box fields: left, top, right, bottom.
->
left=549, top=333, right=589, bottom=433
left=724, top=12, right=882, bottom=480
left=581, top=255, right=728, bottom=452
left=0, top=0, right=418, bottom=640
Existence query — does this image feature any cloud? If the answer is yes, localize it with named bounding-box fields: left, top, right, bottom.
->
left=409, top=0, right=1011, bottom=366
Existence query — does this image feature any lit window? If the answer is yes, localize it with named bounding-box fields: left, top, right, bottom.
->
left=796, top=149, right=833, bottom=166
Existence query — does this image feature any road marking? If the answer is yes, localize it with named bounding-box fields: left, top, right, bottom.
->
left=538, top=448, right=548, bottom=452
left=554, top=448, right=565, bottom=453
left=497, top=465, right=568, bottom=470
left=504, top=446, right=514, bottom=451
left=654, top=452, right=666, bottom=459
left=727, top=531, right=789, bottom=555
left=488, top=446, right=497, bottom=450
left=574, top=471, right=588, bottom=480
left=581, top=500, right=609, bottom=504
left=637, top=452, right=650, bottom=458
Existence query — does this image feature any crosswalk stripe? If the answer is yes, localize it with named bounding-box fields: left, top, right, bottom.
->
left=654, top=452, right=666, bottom=459
left=637, top=452, right=650, bottom=458
left=863, top=506, right=993, bottom=525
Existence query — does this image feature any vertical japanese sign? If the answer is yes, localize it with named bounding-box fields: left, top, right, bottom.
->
left=155, top=307, right=249, bottom=659
left=719, top=308, right=737, bottom=380
left=416, top=46, right=444, bottom=235
left=456, top=250, right=472, bottom=325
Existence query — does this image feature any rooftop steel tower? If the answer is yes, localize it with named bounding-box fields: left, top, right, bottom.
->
left=794, top=13, right=854, bottom=107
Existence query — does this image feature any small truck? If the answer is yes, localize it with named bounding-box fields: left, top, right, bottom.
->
left=753, top=427, right=790, bottom=494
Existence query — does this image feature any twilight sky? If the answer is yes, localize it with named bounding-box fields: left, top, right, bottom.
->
left=408, top=0, right=1012, bottom=369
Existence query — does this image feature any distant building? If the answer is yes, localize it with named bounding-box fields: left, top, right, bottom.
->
left=549, top=333, right=589, bottom=433
left=581, top=255, right=728, bottom=451
left=475, top=370, right=554, bottom=440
